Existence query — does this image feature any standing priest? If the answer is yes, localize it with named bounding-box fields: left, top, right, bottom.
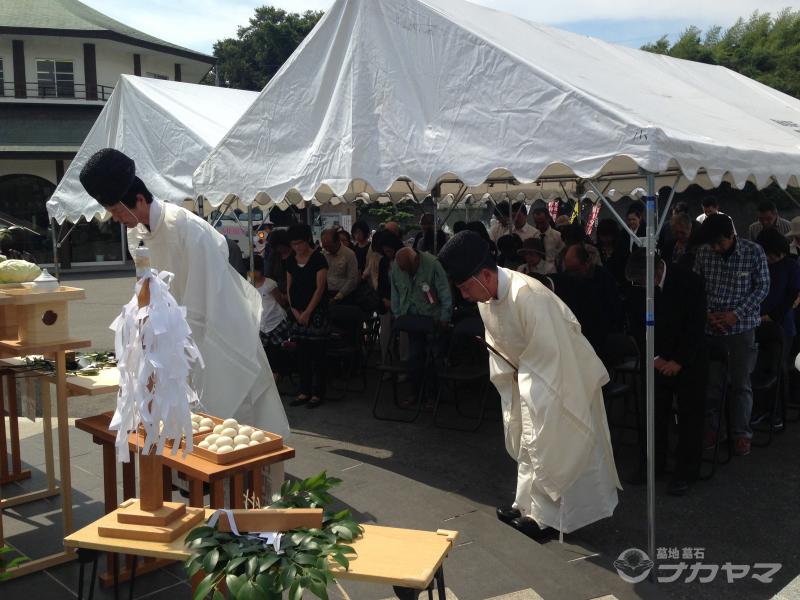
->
left=79, top=148, right=289, bottom=439
left=438, top=231, right=620, bottom=538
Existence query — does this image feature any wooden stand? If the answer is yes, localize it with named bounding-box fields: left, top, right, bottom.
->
left=98, top=451, right=204, bottom=543
left=0, top=286, right=91, bottom=579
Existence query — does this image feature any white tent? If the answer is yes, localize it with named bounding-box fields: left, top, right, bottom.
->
left=193, top=0, right=800, bottom=207
left=192, top=0, right=800, bottom=566
left=47, top=75, right=259, bottom=224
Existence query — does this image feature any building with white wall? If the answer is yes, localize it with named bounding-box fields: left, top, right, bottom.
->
left=0, top=0, right=214, bottom=267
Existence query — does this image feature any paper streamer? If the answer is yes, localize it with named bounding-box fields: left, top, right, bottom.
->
left=108, top=269, right=204, bottom=463
left=207, top=509, right=284, bottom=553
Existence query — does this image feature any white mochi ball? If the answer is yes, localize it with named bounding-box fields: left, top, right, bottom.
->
left=199, top=417, right=214, bottom=428
left=198, top=440, right=209, bottom=449
left=234, top=443, right=249, bottom=451
left=198, top=426, right=212, bottom=433
left=222, top=418, right=239, bottom=429
left=213, top=424, right=225, bottom=434
left=248, top=440, right=260, bottom=446
left=233, top=435, right=250, bottom=446
left=205, top=434, right=220, bottom=445
left=217, top=445, right=233, bottom=454
left=207, top=444, right=218, bottom=452
left=221, top=427, right=238, bottom=438
left=250, top=430, right=266, bottom=442
left=237, top=426, right=254, bottom=437
left=215, top=435, right=233, bottom=447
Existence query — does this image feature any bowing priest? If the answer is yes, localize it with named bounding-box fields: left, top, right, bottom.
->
left=79, top=148, right=289, bottom=439
left=438, top=231, right=620, bottom=538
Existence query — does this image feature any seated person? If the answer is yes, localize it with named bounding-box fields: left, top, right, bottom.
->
left=413, top=213, right=448, bottom=255
left=320, top=227, right=359, bottom=303
left=252, top=255, right=291, bottom=378
left=517, top=237, right=555, bottom=275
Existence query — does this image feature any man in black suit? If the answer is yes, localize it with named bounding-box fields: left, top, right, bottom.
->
left=625, top=248, right=707, bottom=496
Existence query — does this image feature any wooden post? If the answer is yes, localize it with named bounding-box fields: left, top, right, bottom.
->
left=138, top=451, right=164, bottom=513
left=55, top=350, right=74, bottom=536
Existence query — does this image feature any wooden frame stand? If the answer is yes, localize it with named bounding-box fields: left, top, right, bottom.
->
left=98, top=452, right=203, bottom=543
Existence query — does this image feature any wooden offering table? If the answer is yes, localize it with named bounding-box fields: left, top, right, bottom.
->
left=65, top=508, right=458, bottom=600
left=0, top=285, right=90, bottom=579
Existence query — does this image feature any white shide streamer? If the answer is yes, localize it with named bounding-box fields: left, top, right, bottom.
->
left=109, top=269, right=204, bottom=463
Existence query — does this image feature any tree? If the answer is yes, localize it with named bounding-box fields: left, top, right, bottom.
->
left=210, top=7, right=324, bottom=91
left=641, top=9, right=800, bottom=98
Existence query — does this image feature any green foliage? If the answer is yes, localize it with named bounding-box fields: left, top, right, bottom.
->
left=357, top=201, right=416, bottom=229
left=641, top=9, right=800, bottom=98
left=0, top=545, right=28, bottom=580
left=184, top=472, right=362, bottom=600
left=211, top=7, right=324, bottom=91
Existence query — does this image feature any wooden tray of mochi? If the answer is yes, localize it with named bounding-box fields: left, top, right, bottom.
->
left=190, top=414, right=283, bottom=465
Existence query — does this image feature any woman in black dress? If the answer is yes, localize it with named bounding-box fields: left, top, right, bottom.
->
left=285, top=224, right=329, bottom=408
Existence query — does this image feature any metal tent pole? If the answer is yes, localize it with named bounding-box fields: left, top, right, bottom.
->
left=50, top=219, right=60, bottom=280
left=645, top=172, right=657, bottom=578
left=248, top=205, right=255, bottom=283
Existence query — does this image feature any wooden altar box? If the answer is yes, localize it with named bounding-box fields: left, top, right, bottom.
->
left=0, top=286, right=86, bottom=345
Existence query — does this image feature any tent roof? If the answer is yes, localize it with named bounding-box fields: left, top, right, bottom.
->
left=194, top=0, right=800, bottom=209
left=47, top=76, right=258, bottom=224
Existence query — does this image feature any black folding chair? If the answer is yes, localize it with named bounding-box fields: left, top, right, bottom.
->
left=372, top=315, right=435, bottom=423
left=601, top=333, right=642, bottom=447
left=750, top=321, right=785, bottom=447
left=325, top=304, right=368, bottom=399
left=433, top=316, right=491, bottom=431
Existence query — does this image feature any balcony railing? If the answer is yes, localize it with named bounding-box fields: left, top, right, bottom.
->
left=0, top=81, right=114, bottom=101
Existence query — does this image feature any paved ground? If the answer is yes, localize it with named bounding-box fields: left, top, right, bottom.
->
left=1, top=271, right=798, bottom=599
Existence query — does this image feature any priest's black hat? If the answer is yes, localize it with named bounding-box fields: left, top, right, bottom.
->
left=438, top=231, right=492, bottom=284
left=79, top=148, right=136, bottom=207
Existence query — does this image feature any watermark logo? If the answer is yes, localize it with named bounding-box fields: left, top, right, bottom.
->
left=614, top=548, right=654, bottom=583
left=614, top=547, right=781, bottom=584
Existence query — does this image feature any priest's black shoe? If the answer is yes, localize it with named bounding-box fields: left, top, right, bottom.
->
left=509, top=517, right=556, bottom=541
left=496, top=506, right=521, bottom=524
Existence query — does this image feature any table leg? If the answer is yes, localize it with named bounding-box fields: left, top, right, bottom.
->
left=189, top=478, right=204, bottom=507
left=249, top=467, right=262, bottom=505
left=231, top=472, right=245, bottom=508
left=209, top=479, right=225, bottom=508
left=435, top=567, right=446, bottom=600
left=55, top=350, right=74, bottom=537
left=122, top=451, right=136, bottom=500
left=41, top=379, right=56, bottom=492
left=102, top=443, right=118, bottom=512
left=0, top=372, right=8, bottom=481
left=7, top=372, right=22, bottom=476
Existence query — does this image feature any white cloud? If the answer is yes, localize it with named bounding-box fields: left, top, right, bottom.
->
left=82, top=0, right=800, bottom=54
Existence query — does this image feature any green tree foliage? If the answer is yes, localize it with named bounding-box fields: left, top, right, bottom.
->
left=641, top=9, right=800, bottom=98
left=211, top=7, right=324, bottom=91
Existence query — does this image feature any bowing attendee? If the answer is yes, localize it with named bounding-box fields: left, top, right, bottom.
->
left=517, top=237, right=555, bottom=276
left=749, top=200, right=792, bottom=241
left=438, top=231, right=621, bottom=539
left=320, top=227, right=359, bottom=304
left=286, top=224, right=329, bottom=408
left=625, top=249, right=707, bottom=495
left=351, top=220, right=372, bottom=274
left=413, top=213, right=448, bottom=255
left=661, top=213, right=698, bottom=270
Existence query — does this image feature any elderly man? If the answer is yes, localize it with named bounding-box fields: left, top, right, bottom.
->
left=390, top=247, right=452, bottom=402
left=320, top=227, right=359, bottom=303
left=748, top=200, right=792, bottom=241
left=438, top=231, right=620, bottom=538
left=695, top=214, right=769, bottom=457
left=78, top=148, right=289, bottom=438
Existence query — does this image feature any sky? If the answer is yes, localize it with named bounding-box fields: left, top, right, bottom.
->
left=82, top=0, right=799, bottom=55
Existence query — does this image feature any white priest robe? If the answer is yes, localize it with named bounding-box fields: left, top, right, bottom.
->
left=479, top=268, right=621, bottom=533
left=127, top=199, right=289, bottom=438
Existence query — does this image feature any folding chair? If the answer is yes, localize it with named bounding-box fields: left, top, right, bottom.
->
left=372, top=315, right=435, bottom=423
left=433, top=316, right=491, bottom=431
left=325, top=304, right=368, bottom=399
left=601, top=333, right=642, bottom=447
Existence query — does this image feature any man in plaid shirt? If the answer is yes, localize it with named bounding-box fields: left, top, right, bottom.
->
left=694, top=214, right=769, bottom=457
